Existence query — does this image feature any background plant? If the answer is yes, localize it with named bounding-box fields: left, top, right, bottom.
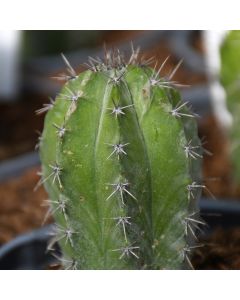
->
left=220, top=30, right=240, bottom=182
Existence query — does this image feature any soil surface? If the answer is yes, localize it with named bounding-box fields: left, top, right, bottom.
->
left=192, top=227, right=240, bottom=270
left=199, top=115, right=240, bottom=198
left=0, top=94, right=45, bottom=162
left=0, top=167, right=50, bottom=245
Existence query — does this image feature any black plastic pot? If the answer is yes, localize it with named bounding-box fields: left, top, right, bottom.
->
left=0, top=225, right=59, bottom=270
left=200, top=197, right=240, bottom=229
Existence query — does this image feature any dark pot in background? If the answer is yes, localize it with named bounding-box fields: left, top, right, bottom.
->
left=0, top=225, right=58, bottom=270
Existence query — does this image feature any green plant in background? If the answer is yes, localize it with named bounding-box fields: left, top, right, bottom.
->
left=220, top=30, right=240, bottom=182
left=37, top=48, right=204, bottom=269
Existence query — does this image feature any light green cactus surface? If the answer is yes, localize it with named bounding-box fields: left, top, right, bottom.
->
left=220, top=30, right=240, bottom=182
left=38, top=49, right=203, bottom=269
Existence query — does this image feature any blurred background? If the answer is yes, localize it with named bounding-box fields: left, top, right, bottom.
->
left=0, top=30, right=240, bottom=270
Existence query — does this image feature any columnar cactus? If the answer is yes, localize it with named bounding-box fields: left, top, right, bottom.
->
left=37, top=48, right=204, bottom=269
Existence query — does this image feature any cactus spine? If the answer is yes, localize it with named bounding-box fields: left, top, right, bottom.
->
left=38, top=48, right=203, bottom=269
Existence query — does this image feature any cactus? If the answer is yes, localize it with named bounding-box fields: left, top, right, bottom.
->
left=37, top=48, right=203, bottom=269
left=220, top=30, right=240, bottom=182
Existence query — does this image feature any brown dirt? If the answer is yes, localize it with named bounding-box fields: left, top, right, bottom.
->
left=193, top=228, right=240, bottom=270
left=199, top=114, right=240, bottom=198
left=0, top=167, right=50, bottom=245
left=100, top=30, right=145, bottom=46
left=0, top=94, right=45, bottom=162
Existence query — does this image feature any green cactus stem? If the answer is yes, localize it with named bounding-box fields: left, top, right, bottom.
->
left=220, top=30, right=240, bottom=182
left=37, top=49, right=203, bottom=269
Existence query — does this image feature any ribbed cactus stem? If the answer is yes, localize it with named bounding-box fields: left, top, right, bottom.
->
left=38, top=49, right=203, bottom=269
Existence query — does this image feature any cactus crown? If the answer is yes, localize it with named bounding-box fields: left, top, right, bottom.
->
left=38, top=46, right=204, bottom=269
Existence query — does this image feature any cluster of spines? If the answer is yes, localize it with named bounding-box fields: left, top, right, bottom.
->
left=35, top=46, right=209, bottom=269
left=104, top=100, right=139, bottom=259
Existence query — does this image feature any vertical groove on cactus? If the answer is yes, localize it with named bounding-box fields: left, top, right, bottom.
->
left=38, top=48, right=203, bottom=269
